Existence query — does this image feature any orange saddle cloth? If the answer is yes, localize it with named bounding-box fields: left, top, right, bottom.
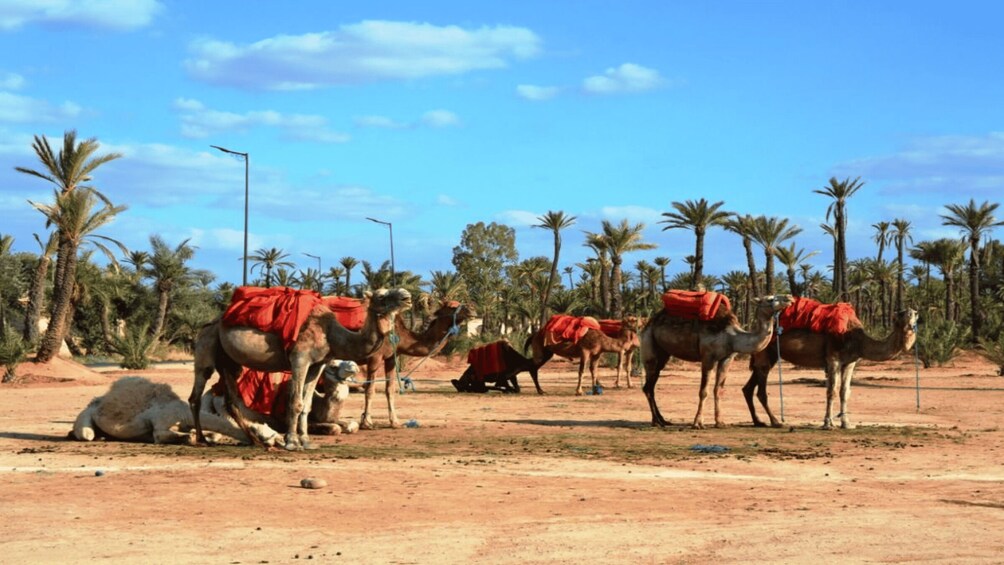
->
left=222, top=286, right=323, bottom=349
left=777, top=297, right=860, bottom=335
left=542, top=314, right=601, bottom=347
left=661, top=290, right=731, bottom=321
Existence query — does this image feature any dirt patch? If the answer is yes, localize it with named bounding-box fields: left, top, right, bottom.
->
left=2, top=353, right=1004, bottom=563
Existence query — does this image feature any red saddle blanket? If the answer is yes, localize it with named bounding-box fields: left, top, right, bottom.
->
left=467, top=341, right=509, bottom=379
left=222, top=286, right=323, bottom=349
left=598, top=319, right=623, bottom=337
left=661, top=290, right=731, bottom=321
left=778, top=297, right=860, bottom=335
left=211, top=368, right=291, bottom=417
left=543, top=314, right=600, bottom=346
left=322, top=296, right=366, bottom=331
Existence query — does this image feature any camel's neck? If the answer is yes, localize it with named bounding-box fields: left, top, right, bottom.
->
left=600, top=331, right=637, bottom=352
left=394, top=314, right=456, bottom=356
left=861, top=324, right=917, bottom=361
left=732, top=311, right=776, bottom=353
left=327, top=310, right=389, bottom=359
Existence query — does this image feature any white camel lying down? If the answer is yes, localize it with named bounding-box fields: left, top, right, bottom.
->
left=72, top=376, right=282, bottom=446
left=200, top=360, right=361, bottom=436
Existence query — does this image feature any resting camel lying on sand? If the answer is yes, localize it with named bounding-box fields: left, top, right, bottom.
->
left=201, top=360, right=361, bottom=436
left=72, top=376, right=281, bottom=446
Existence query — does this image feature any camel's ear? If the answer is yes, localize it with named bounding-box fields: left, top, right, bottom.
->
left=364, top=290, right=374, bottom=300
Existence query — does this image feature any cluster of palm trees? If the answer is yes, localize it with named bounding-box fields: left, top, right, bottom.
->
left=4, top=131, right=1003, bottom=375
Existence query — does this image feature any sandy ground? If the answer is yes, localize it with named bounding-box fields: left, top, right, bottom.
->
left=2, top=351, right=1003, bottom=564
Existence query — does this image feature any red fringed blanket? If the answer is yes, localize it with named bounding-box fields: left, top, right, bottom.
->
left=598, top=319, right=623, bottom=337
left=543, top=314, right=600, bottom=346
left=322, top=296, right=366, bottom=331
left=467, top=341, right=508, bottom=380
left=211, top=368, right=291, bottom=417
left=222, top=286, right=323, bottom=348
left=661, top=290, right=731, bottom=321
left=778, top=297, right=861, bottom=335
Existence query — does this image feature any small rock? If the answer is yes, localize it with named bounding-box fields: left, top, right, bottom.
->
left=300, top=477, right=327, bottom=489
left=94, top=470, right=105, bottom=477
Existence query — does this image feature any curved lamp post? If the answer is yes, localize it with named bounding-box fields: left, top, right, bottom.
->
left=366, top=217, right=395, bottom=286
left=211, top=145, right=249, bottom=286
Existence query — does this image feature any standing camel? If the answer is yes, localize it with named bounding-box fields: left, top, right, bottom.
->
left=188, top=288, right=412, bottom=450
left=743, top=308, right=918, bottom=429
left=602, top=318, right=643, bottom=389
left=527, top=315, right=642, bottom=395
left=357, top=301, right=475, bottom=429
left=641, top=294, right=793, bottom=429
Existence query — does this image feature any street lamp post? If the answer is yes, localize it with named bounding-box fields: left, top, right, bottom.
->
left=303, top=252, right=321, bottom=272
left=366, top=217, right=395, bottom=286
left=211, top=145, right=249, bottom=286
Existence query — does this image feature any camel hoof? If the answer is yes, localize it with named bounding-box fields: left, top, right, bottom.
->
left=389, top=420, right=402, bottom=429
left=841, top=421, right=855, bottom=430
left=714, top=422, right=727, bottom=429
left=359, top=417, right=375, bottom=431
left=770, top=422, right=784, bottom=429
left=575, top=389, right=583, bottom=396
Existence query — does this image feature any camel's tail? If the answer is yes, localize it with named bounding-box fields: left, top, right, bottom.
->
left=71, top=398, right=101, bottom=441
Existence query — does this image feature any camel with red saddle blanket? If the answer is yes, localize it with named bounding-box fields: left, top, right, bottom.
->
left=641, top=291, right=793, bottom=429
left=526, top=314, right=642, bottom=395
left=742, top=298, right=918, bottom=429
left=188, top=286, right=412, bottom=451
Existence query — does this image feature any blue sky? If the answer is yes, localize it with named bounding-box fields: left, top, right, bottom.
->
left=1, top=1, right=1002, bottom=287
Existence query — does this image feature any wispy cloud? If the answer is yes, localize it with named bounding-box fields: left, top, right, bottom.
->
left=496, top=209, right=539, bottom=227
left=437, top=194, right=462, bottom=207
left=172, top=98, right=349, bottom=143
left=0, top=92, right=81, bottom=123
left=185, top=20, right=542, bottom=91
left=516, top=84, right=559, bottom=101
left=0, top=0, right=163, bottom=31
left=355, top=109, right=461, bottom=130
left=0, top=71, right=24, bottom=90
left=354, top=115, right=408, bottom=129
left=420, top=109, right=460, bottom=128
left=583, top=63, right=663, bottom=95
left=600, top=205, right=662, bottom=224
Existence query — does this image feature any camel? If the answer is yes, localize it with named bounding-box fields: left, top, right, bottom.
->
left=188, top=287, right=412, bottom=450
left=640, top=294, right=794, bottom=429
left=451, top=340, right=537, bottom=393
left=357, top=301, right=475, bottom=429
left=526, top=315, right=642, bottom=396
left=743, top=308, right=918, bottom=429
left=72, top=376, right=282, bottom=446
left=202, top=360, right=361, bottom=436
left=611, top=320, right=643, bottom=389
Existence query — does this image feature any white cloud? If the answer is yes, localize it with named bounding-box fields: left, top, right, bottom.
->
left=583, top=63, right=663, bottom=95
left=0, top=91, right=82, bottom=123
left=437, top=194, right=461, bottom=207
left=354, top=115, right=407, bottom=129
left=516, top=84, right=559, bottom=101
left=421, top=109, right=460, bottom=128
left=600, top=205, right=662, bottom=225
left=0, top=71, right=25, bottom=90
left=0, top=0, right=163, bottom=31
left=172, top=98, right=349, bottom=143
left=184, top=20, right=542, bottom=90
left=496, top=209, right=540, bottom=227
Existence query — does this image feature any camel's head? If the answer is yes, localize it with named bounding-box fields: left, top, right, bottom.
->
left=757, top=294, right=794, bottom=317
left=311, top=359, right=361, bottom=432
left=434, top=300, right=477, bottom=326
left=364, top=288, right=413, bottom=335
left=622, top=315, right=643, bottom=332
left=895, top=308, right=919, bottom=351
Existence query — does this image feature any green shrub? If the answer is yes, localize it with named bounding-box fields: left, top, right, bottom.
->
left=916, top=318, right=970, bottom=369
left=977, top=334, right=1004, bottom=376
left=108, top=323, right=154, bottom=370
left=0, top=327, right=31, bottom=383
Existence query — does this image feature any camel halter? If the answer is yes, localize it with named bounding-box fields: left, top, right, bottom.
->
left=774, top=311, right=785, bottom=423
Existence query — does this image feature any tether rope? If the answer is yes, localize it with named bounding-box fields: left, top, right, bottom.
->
left=389, top=304, right=464, bottom=394
left=775, top=312, right=785, bottom=423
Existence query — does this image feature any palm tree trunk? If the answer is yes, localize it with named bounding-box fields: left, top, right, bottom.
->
left=743, top=237, right=760, bottom=296
left=763, top=250, right=776, bottom=294
left=22, top=254, right=51, bottom=343
left=895, top=243, right=906, bottom=311
left=969, top=237, right=981, bottom=342
left=610, top=257, right=623, bottom=318
left=540, top=235, right=561, bottom=327
left=35, top=240, right=78, bottom=362
left=787, top=267, right=799, bottom=297
left=693, top=230, right=705, bottom=290
left=945, top=272, right=955, bottom=323
left=150, top=286, right=170, bottom=343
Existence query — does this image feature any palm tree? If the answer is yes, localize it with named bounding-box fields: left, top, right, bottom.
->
left=865, top=258, right=898, bottom=327
left=339, top=256, right=359, bottom=296
left=359, top=260, right=392, bottom=290
left=653, top=256, right=670, bottom=293
left=583, top=232, right=611, bottom=315
left=533, top=210, right=576, bottom=327
left=927, top=238, right=967, bottom=322
left=774, top=242, right=819, bottom=297
left=426, top=270, right=468, bottom=303
left=600, top=219, right=657, bottom=318
left=659, top=198, right=730, bottom=290
left=28, top=188, right=126, bottom=361
left=141, top=236, right=209, bottom=344
left=295, top=268, right=325, bottom=293
left=872, top=221, right=892, bottom=262
left=940, top=199, right=1003, bottom=341
left=563, top=266, right=574, bottom=289
left=891, top=218, right=912, bottom=311
left=722, top=214, right=761, bottom=296
left=17, top=131, right=123, bottom=362
left=750, top=216, right=802, bottom=294
left=21, top=232, right=58, bottom=343
left=249, top=247, right=294, bottom=288
left=814, top=176, right=865, bottom=301
left=323, top=266, right=346, bottom=295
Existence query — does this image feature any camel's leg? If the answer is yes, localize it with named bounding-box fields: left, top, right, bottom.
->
left=218, top=362, right=266, bottom=448
left=575, top=355, right=587, bottom=396
left=613, top=352, right=623, bottom=388
left=743, top=361, right=781, bottom=428
left=296, top=363, right=325, bottom=448
left=359, top=359, right=381, bottom=430
left=72, top=399, right=100, bottom=441
left=712, top=355, right=735, bottom=428
left=590, top=352, right=603, bottom=390
left=383, top=357, right=401, bottom=429
left=529, top=349, right=553, bottom=395
left=201, top=392, right=283, bottom=446
left=189, top=364, right=216, bottom=445
left=691, top=358, right=716, bottom=429
left=838, top=362, right=857, bottom=429
left=624, top=350, right=634, bottom=389
left=641, top=343, right=671, bottom=427
left=822, top=361, right=840, bottom=430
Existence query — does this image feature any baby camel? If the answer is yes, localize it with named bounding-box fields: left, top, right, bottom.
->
left=527, top=315, right=642, bottom=395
